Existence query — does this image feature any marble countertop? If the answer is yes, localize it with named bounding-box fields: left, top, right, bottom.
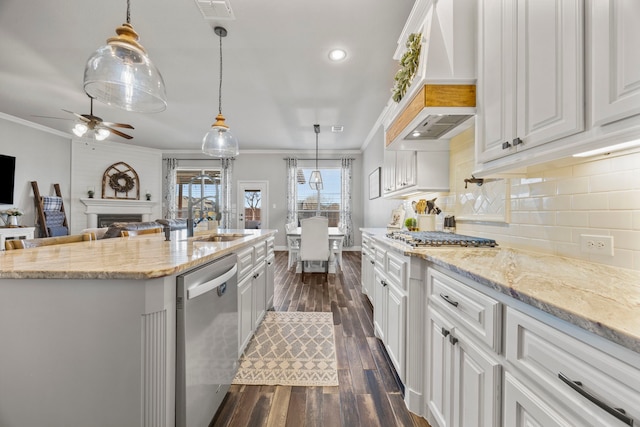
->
left=0, top=229, right=276, bottom=280
left=361, top=228, right=640, bottom=354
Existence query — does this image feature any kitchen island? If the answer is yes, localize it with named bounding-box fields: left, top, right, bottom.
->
left=0, top=229, right=276, bottom=427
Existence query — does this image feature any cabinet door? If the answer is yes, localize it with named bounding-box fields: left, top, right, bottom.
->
left=590, top=0, right=640, bottom=127
left=477, top=0, right=517, bottom=163
left=253, top=263, right=266, bottom=329
left=386, top=284, right=406, bottom=382
left=361, top=250, right=375, bottom=299
left=427, top=308, right=454, bottom=427
left=504, top=372, right=575, bottom=427
left=516, top=0, right=584, bottom=150
left=265, top=254, right=275, bottom=310
left=452, top=329, right=501, bottom=427
left=238, top=273, right=253, bottom=355
left=382, top=151, right=396, bottom=194
left=396, top=151, right=416, bottom=189
left=372, top=268, right=388, bottom=341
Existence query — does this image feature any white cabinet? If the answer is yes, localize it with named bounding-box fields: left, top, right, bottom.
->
left=236, top=238, right=274, bottom=356
left=590, top=1, right=640, bottom=127
left=383, top=150, right=449, bottom=197
left=372, top=248, right=408, bottom=381
left=425, top=268, right=502, bottom=427
left=505, top=307, right=640, bottom=427
left=265, top=237, right=275, bottom=309
left=361, top=235, right=375, bottom=300
left=476, top=0, right=584, bottom=164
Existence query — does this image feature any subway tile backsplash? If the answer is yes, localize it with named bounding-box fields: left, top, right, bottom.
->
left=422, top=127, right=640, bottom=271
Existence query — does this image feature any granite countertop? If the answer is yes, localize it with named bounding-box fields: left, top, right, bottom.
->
left=0, top=229, right=276, bottom=280
left=361, top=228, right=640, bottom=355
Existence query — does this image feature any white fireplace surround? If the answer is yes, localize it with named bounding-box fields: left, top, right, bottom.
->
left=81, top=198, right=157, bottom=228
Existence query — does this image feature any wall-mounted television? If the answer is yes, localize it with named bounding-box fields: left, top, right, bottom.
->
left=0, top=154, right=16, bottom=205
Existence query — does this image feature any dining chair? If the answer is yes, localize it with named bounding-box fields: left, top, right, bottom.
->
left=299, top=216, right=330, bottom=283
left=120, top=227, right=163, bottom=237
left=5, top=232, right=97, bottom=250
left=284, top=221, right=299, bottom=269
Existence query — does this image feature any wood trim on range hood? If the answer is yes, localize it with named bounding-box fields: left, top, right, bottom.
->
left=385, top=84, right=476, bottom=147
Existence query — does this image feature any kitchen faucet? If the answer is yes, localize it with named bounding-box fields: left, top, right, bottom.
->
left=187, top=174, right=216, bottom=237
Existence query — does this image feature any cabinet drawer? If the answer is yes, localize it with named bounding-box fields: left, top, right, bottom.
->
left=237, top=246, right=254, bottom=281
left=505, top=307, right=640, bottom=427
left=385, top=250, right=407, bottom=290
left=427, top=268, right=501, bottom=352
left=254, top=241, right=267, bottom=264
left=374, top=246, right=385, bottom=270
left=266, top=237, right=275, bottom=255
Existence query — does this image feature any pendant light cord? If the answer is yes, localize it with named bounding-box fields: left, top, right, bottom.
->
left=126, top=0, right=131, bottom=24
left=315, top=133, right=319, bottom=169
left=218, top=33, right=223, bottom=115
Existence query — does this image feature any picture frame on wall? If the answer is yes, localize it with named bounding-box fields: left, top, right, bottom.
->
left=369, top=167, right=381, bottom=200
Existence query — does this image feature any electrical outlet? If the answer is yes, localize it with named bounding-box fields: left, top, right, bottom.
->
left=580, top=234, right=614, bottom=256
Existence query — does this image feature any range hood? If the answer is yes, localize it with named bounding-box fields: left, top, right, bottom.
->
left=383, top=0, right=477, bottom=150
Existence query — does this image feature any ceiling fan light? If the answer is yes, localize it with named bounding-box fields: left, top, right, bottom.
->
left=202, top=114, right=239, bottom=157
left=72, top=123, right=88, bottom=137
left=95, top=128, right=111, bottom=140
left=84, top=22, right=167, bottom=113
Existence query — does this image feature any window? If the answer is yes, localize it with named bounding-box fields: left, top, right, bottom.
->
left=296, top=167, right=341, bottom=226
left=174, top=169, right=220, bottom=220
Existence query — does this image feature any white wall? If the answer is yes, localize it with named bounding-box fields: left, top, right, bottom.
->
left=0, top=115, right=71, bottom=229
left=70, top=140, right=163, bottom=233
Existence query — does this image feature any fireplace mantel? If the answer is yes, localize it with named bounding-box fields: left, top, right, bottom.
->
left=81, top=198, right=157, bottom=228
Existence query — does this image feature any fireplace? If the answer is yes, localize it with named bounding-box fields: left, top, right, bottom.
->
left=97, top=214, right=143, bottom=228
left=81, top=198, right=157, bottom=228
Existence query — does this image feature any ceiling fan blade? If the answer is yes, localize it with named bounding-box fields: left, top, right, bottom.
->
left=32, top=115, right=73, bottom=121
left=104, top=126, right=134, bottom=140
left=62, top=109, right=90, bottom=122
left=101, top=121, right=134, bottom=129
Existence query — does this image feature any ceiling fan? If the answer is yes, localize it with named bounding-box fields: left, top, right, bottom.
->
left=35, top=95, right=135, bottom=140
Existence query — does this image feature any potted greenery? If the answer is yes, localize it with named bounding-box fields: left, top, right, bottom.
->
left=404, top=217, right=417, bottom=231
left=3, top=207, right=23, bottom=227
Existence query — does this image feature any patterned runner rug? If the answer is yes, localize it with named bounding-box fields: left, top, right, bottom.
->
left=232, top=311, right=338, bottom=386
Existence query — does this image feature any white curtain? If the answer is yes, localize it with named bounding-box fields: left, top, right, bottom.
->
left=340, top=158, right=354, bottom=247
left=162, top=158, right=177, bottom=219
left=220, top=158, right=233, bottom=229
left=285, top=158, right=298, bottom=225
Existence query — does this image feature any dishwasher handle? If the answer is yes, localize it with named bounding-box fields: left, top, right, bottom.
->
left=187, top=264, right=238, bottom=300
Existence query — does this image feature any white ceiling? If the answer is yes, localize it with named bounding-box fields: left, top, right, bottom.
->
left=0, top=0, right=415, bottom=153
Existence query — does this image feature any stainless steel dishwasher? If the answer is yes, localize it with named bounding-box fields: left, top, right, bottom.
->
left=176, top=253, right=239, bottom=427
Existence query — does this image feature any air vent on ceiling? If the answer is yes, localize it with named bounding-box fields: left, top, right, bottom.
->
left=195, top=0, right=235, bottom=20
left=331, top=125, right=344, bottom=133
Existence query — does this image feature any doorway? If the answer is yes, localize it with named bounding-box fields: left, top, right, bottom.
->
left=237, top=181, right=269, bottom=230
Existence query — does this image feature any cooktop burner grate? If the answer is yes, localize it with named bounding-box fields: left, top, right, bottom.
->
left=386, top=230, right=498, bottom=247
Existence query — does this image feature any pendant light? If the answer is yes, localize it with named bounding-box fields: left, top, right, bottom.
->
left=202, top=26, right=239, bottom=158
left=309, top=124, right=323, bottom=190
left=83, top=0, right=167, bottom=113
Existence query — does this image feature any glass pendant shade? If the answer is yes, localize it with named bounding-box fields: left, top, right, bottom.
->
left=95, top=128, right=110, bottom=140
left=84, top=22, right=167, bottom=113
left=309, top=170, right=323, bottom=190
left=202, top=113, right=239, bottom=157
left=72, top=123, right=88, bottom=137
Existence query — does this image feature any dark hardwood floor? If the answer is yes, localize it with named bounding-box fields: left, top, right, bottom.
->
left=212, top=251, right=431, bottom=427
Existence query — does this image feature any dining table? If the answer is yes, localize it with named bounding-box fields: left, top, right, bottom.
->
left=286, top=226, right=345, bottom=274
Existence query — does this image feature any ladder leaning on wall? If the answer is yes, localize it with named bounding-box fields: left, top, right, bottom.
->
left=30, top=181, right=69, bottom=238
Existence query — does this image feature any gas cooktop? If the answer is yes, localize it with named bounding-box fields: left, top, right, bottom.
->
left=386, top=230, right=498, bottom=248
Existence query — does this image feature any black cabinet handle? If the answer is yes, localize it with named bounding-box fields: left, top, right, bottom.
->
left=371, top=260, right=375, bottom=265
left=439, top=293, right=459, bottom=307
left=513, top=137, right=523, bottom=146
left=381, top=280, right=388, bottom=287
left=502, top=141, right=511, bottom=149
left=449, top=335, right=459, bottom=346
left=558, top=372, right=634, bottom=426
left=441, top=327, right=450, bottom=337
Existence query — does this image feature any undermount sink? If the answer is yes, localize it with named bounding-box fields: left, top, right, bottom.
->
left=191, top=233, right=250, bottom=242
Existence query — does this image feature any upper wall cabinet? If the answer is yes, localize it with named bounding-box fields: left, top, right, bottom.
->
left=590, top=1, right=640, bottom=127
left=476, top=0, right=584, bottom=165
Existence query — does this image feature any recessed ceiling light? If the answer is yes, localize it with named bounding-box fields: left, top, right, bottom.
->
left=328, top=49, right=347, bottom=62
left=331, top=125, right=344, bottom=133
